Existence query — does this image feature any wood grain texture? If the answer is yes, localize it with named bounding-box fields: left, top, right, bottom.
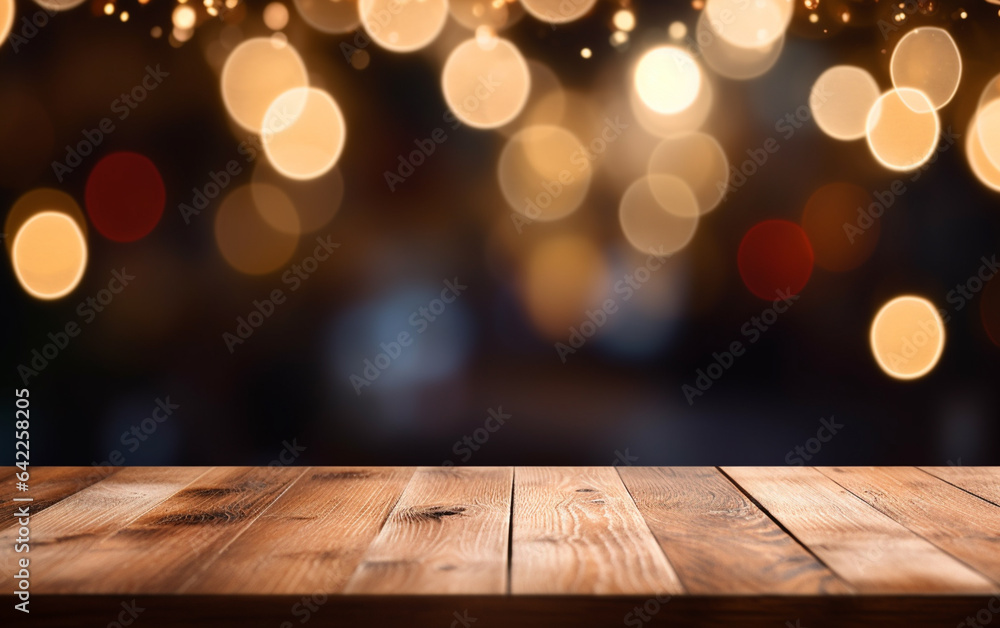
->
left=511, top=466, right=684, bottom=595
left=619, top=466, right=850, bottom=594
left=920, top=466, right=1000, bottom=506
left=184, top=467, right=415, bottom=594
left=344, top=467, right=512, bottom=594
left=0, top=466, right=118, bottom=530
left=34, top=466, right=305, bottom=594
left=723, top=466, right=998, bottom=594
left=2, top=467, right=209, bottom=592
left=817, top=466, right=1000, bottom=586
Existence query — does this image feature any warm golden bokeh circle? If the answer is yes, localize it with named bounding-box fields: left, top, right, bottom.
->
left=811, top=65, right=880, bottom=141
left=703, top=0, right=793, bottom=50
left=634, top=46, right=701, bottom=115
left=359, top=0, right=448, bottom=53
left=293, top=0, right=359, bottom=33
left=870, top=295, right=945, bottom=380
left=215, top=185, right=300, bottom=275
left=647, top=132, right=729, bottom=215
left=866, top=88, right=939, bottom=171
left=262, top=87, right=347, bottom=181
left=890, top=27, right=962, bottom=113
left=221, top=37, right=309, bottom=132
left=5, top=188, right=88, bottom=255
left=442, top=37, right=531, bottom=129
left=619, top=175, right=699, bottom=256
left=520, top=0, right=595, bottom=24
left=498, top=125, right=592, bottom=222
left=12, top=211, right=88, bottom=300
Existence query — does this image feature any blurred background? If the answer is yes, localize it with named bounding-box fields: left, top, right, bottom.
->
left=3, top=0, right=999, bottom=467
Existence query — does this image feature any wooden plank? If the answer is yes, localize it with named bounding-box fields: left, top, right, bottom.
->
left=1, top=467, right=208, bottom=591
left=183, top=467, right=415, bottom=594
left=511, top=466, right=684, bottom=595
left=920, top=467, right=1000, bottom=506
left=816, top=467, right=1000, bottom=586
left=0, top=466, right=118, bottom=530
left=723, top=467, right=998, bottom=594
left=344, top=466, right=512, bottom=594
left=619, top=466, right=850, bottom=594
left=35, top=466, right=305, bottom=594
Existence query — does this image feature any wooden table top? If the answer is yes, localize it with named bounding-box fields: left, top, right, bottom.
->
left=3, top=466, right=999, bottom=627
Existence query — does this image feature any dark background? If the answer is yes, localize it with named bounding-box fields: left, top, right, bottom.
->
left=3, top=0, right=999, bottom=467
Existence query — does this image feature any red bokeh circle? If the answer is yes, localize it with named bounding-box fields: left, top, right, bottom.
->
left=85, top=152, right=165, bottom=242
left=738, top=219, right=814, bottom=300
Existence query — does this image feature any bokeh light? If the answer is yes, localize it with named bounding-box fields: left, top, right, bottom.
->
left=801, top=182, right=879, bottom=271
left=975, top=99, right=1000, bottom=173
left=221, top=37, right=309, bottom=133
left=262, top=87, right=347, bottom=181
left=737, top=220, right=813, bottom=300
left=704, top=0, right=792, bottom=49
left=966, top=109, right=1000, bottom=193
left=214, top=184, right=299, bottom=275
left=634, top=46, right=701, bottom=115
left=252, top=161, right=345, bottom=233
left=870, top=295, right=945, bottom=380
left=449, top=0, right=511, bottom=30
left=264, top=2, right=290, bottom=30
left=613, top=9, right=635, bottom=32
left=696, top=11, right=784, bottom=80
left=1, top=0, right=14, bottom=46
left=890, top=27, right=962, bottom=113
left=866, top=88, right=939, bottom=171
left=498, top=125, right=592, bottom=222
left=521, top=0, right=595, bottom=24
left=173, top=4, right=196, bottom=29
left=441, top=37, right=531, bottom=129
left=522, top=235, right=609, bottom=339
left=33, top=0, right=86, bottom=12
left=647, top=132, right=729, bottom=215
left=619, top=175, right=700, bottom=256
left=12, top=211, right=88, bottom=300
left=293, top=0, right=359, bottom=33
left=359, top=0, right=448, bottom=53
left=810, top=65, right=880, bottom=141
left=631, top=58, right=713, bottom=138
left=5, top=189, right=87, bottom=255
left=85, top=152, right=166, bottom=242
